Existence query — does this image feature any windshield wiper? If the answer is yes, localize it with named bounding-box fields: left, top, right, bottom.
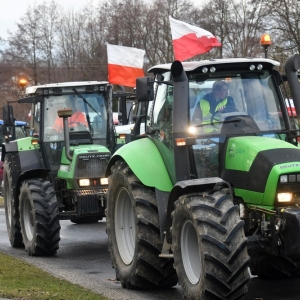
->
left=72, top=88, right=102, bottom=118
left=193, top=118, right=242, bottom=128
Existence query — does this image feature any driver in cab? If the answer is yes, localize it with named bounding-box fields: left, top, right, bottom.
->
left=53, top=98, right=88, bottom=133
left=193, top=80, right=236, bottom=132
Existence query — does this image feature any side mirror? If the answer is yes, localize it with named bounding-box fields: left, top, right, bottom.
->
left=136, top=77, right=154, bottom=102
left=3, top=105, right=14, bottom=127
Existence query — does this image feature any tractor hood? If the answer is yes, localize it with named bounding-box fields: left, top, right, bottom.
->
left=221, top=136, right=300, bottom=205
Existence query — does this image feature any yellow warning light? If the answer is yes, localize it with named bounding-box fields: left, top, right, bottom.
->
left=260, top=34, right=271, bottom=46
left=19, top=78, right=28, bottom=87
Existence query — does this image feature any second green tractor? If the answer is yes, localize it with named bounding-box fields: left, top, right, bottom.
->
left=105, top=54, right=300, bottom=299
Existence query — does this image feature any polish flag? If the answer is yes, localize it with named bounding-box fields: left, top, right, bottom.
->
left=107, top=44, right=145, bottom=88
left=169, top=16, right=221, bottom=61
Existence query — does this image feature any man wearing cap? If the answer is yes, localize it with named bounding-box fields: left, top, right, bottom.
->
left=195, top=80, right=236, bottom=132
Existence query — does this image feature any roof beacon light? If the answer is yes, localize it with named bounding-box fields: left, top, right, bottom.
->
left=260, top=34, right=271, bottom=46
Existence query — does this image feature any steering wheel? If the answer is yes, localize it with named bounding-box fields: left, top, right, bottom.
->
left=210, top=107, right=239, bottom=124
left=266, top=113, right=279, bottom=130
left=44, top=127, right=61, bottom=141
left=210, top=110, right=222, bottom=125
left=222, top=106, right=239, bottom=114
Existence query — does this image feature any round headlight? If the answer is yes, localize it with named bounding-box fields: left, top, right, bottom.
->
left=257, top=64, right=263, bottom=70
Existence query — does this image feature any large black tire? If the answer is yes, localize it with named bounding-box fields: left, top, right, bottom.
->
left=172, top=189, right=250, bottom=300
left=3, top=157, right=23, bottom=247
left=19, top=179, right=61, bottom=256
left=106, top=160, right=178, bottom=289
left=250, top=252, right=300, bottom=278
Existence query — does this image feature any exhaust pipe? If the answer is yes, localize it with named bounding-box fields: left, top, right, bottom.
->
left=57, top=108, right=73, bottom=161
left=284, top=54, right=300, bottom=126
left=171, top=60, right=190, bottom=182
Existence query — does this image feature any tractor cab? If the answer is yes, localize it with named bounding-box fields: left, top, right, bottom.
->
left=9, top=82, right=114, bottom=177
left=139, top=59, right=297, bottom=182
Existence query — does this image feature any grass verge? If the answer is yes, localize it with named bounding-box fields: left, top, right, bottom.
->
left=0, top=252, right=107, bottom=300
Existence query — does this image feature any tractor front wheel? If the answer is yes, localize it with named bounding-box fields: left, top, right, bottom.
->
left=106, top=160, right=177, bottom=289
left=3, top=157, right=23, bottom=247
left=172, top=189, right=250, bottom=300
left=19, top=179, right=61, bottom=256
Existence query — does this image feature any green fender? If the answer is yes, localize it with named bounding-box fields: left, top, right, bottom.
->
left=107, top=138, right=173, bottom=192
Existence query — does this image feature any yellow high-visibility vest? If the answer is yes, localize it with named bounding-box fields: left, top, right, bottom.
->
left=200, top=98, right=228, bottom=132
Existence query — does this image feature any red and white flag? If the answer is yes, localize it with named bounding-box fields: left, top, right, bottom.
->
left=107, top=44, right=145, bottom=88
left=169, top=16, right=221, bottom=61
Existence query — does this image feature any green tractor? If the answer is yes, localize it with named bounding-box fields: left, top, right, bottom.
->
left=105, top=54, right=300, bottom=299
left=2, top=81, right=117, bottom=256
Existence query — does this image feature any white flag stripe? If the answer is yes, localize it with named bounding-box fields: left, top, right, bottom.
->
left=107, top=43, right=145, bottom=68
left=169, top=16, right=215, bottom=39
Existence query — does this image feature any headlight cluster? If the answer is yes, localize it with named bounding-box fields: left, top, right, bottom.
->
left=78, top=177, right=108, bottom=187
left=277, top=193, right=292, bottom=202
left=277, top=174, right=300, bottom=204
left=280, top=174, right=300, bottom=183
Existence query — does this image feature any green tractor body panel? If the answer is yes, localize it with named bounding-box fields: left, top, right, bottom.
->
left=225, top=136, right=297, bottom=171
left=3, top=137, right=45, bottom=175
left=224, top=136, right=300, bottom=207
left=111, top=138, right=173, bottom=192
left=58, top=144, right=110, bottom=190
left=16, top=136, right=40, bottom=151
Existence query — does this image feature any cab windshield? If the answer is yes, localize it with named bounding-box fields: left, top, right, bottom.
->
left=188, top=69, right=286, bottom=179
left=44, top=93, right=107, bottom=142
left=189, top=70, right=285, bottom=135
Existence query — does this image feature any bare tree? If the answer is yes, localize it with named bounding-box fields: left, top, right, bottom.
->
left=39, top=0, right=60, bottom=83
left=55, top=8, right=86, bottom=81
left=264, top=0, right=300, bottom=66
left=144, top=0, right=196, bottom=66
left=4, top=4, right=43, bottom=85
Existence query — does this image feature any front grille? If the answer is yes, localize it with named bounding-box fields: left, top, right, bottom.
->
left=77, top=191, right=99, bottom=214
left=75, top=154, right=110, bottom=177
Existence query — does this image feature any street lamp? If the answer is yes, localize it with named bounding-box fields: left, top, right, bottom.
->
left=260, top=34, right=271, bottom=58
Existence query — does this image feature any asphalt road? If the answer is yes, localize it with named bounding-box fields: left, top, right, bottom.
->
left=1, top=206, right=300, bottom=300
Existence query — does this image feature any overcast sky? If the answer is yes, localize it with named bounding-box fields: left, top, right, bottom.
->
left=0, top=0, right=90, bottom=41
left=0, top=0, right=202, bottom=41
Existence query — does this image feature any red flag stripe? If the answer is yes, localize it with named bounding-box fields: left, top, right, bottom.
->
left=173, top=33, right=221, bottom=61
left=169, top=16, right=221, bottom=61
left=108, top=64, right=145, bottom=88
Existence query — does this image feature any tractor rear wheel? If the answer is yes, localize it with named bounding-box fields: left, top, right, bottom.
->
left=19, top=179, right=61, bottom=256
left=250, top=252, right=300, bottom=278
left=3, top=157, right=23, bottom=247
left=172, top=189, right=250, bottom=300
left=106, top=160, right=177, bottom=289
